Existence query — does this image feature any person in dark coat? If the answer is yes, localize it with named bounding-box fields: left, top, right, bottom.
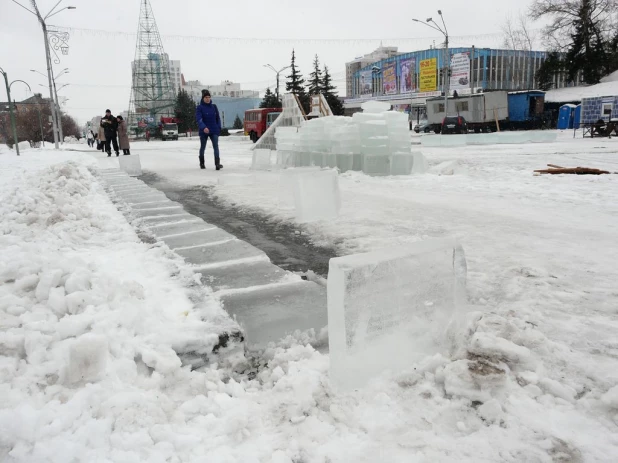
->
left=195, top=89, right=223, bottom=170
left=100, top=109, right=119, bottom=156
left=116, top=115, right=130, bottom=155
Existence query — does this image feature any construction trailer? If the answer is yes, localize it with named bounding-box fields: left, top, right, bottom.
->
left=426, top=91, right=509, bottom=133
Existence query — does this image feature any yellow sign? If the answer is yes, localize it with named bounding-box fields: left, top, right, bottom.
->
left=419, top=58, right=437, bottom=92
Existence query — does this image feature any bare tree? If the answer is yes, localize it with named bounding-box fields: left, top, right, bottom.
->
left=502, top=13, right=539, bottom=89
left=529, top=0, right=617, bottom=50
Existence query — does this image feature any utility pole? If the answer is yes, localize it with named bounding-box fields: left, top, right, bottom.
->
left=0, top=67, right=21, bottom=155
left=264, top=64, right=291, bottom=102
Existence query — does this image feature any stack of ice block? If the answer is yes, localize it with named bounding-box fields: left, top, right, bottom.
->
left=355, top=113, right=389, bottom=176
left=331, top=123, right=361, bottom=173
left=383, top=111, right=413, bottom=175
left=300, top=118, right=328, bottom=167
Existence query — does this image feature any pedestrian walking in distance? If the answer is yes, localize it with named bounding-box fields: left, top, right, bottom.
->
left=117, top=115, right=131, bottom=155
left=87, top=130, right=94, bottom=147
left=100, top=109, right=120, bottom=157
left=195, top=89, right=223, bottom=170
left=97, top=121, right=106, bottom=152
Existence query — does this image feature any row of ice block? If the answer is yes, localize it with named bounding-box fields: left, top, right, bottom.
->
left=278, top=168, right=341, bottom=223
left=276, top=150, right=428, bottom=175
left=421, top=131, right=558, bottom=147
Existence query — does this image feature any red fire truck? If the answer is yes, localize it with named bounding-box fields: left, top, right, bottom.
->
left=159, top=117, right=179, bottom=141
left=244, top=108, right=282, bottom=142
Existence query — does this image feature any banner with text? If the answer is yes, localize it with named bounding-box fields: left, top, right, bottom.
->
left=419, top=58, right=437, bottom=93
left=449, top=52, right=470, bottom=92
left=359, top=70, right=372, bottom=95
left=399, top=58, right=416, bottom=94
left=382, top=61, right=397, bottom=95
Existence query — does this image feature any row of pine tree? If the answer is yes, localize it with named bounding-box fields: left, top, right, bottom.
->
left=261, top=50, right=343, bottom=116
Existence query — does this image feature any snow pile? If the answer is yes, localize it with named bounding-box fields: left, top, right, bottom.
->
left=546, top=80, right=618, bottom=102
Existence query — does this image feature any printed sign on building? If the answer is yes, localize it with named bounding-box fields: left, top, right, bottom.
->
left=450, top=52, right=470, bottom=92
left=359, top=70, right=373, bottom=95
left=419, top=58, right=437, bottom=93
left=382, top=61, right=397, bottom=95
left=399, top=58, right=416, bottom=94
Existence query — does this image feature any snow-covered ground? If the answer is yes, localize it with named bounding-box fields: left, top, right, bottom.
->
left=2, top=135, right=618, bottom=462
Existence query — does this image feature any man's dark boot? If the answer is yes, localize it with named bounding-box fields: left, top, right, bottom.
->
left=200, top=164, right=205, bottom=169
left=216, top=163, right=223, bottom=171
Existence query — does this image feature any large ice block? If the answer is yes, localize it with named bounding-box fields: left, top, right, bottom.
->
left=278, top=167, right=322, bottom=210
left=118, top=155, right=143, bottom=177
left=363, top=154, right=390, bottom=176
left=292, top=169, right=341, bottom=223
left=410, top=151, right=428, bottom=174
left=390, top=153, right=414, bottom=175
left=251, top=149, right=272, bottom=170
left=327, top=239, right=467, bottom=390
left=361, top=100, right=391, bottom=113
left=420, top=135, right=467, bottom=147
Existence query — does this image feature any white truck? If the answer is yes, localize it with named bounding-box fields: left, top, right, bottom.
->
left=161, top=122, right=179, bottom=141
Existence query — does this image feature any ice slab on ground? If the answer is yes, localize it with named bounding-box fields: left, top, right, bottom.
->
left=130, top=200, right=177, bottom=210
left=530, top=131, right=558, bottom=143
left=160, top=227, right=234, bottom=250
left=140, top=213, right=198, bottom=226
left=118, top=154, right=143, bottom=176
left=133, top=206, right=185, bottom=218
left=252, top=149, right=272, bottom=170
left=327, top=238, right=467, bottom=390
left=421, top=135, right=467, bottom=147
left=466, top=133, right=499, bottom=145
left=292, top=169, right=341, bottom=223
left=496, top=131, right=531, bottom=144
left=198, top=260, right=292, bottom=292
left=220, top=280, right=327, bottom=345
left=176, top=239, right=267, bottom=266
left=17, top=141, right=31, bottom=151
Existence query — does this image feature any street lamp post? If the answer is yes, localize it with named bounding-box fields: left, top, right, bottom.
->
left=263, top=64, right=291, bottom=102
left=13, top=0, right=75, bottom=149
left=0, top=67, right=21, bottom=155
left=413, top=10, right=450, bottom=117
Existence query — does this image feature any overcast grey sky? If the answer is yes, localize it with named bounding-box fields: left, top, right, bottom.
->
left=1, top=0, right=542, bottom=124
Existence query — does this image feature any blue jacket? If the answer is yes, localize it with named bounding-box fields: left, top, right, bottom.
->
left=195, top=101, right=221, bottom=136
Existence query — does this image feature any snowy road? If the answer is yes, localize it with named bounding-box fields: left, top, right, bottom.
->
left=2, top=135, right=618, bottom=462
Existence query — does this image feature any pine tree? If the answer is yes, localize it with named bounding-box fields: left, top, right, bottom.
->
left=307, top=55, right=323, bottom=95
left=174, top=89, right=197, bottom=133
left=564, top=0, right=608, bottom=84
left=233, top=114, right=243, bottom=129
left=285, top=49, right=309, bottom=113
left=259, top=88, right=281, bottom=108
left=322, top=65, right=344, bottom=116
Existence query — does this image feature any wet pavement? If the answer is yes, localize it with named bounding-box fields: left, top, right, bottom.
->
left=139, top=172, right=337, bottom=277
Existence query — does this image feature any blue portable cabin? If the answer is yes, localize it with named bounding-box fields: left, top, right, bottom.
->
left=507, top=90, right=546, bottom=129
left=557, top=104, right=577, bottom=129
left=573, top=105, right=582, bottom=129
left=580, top=95, right=618, bottom=125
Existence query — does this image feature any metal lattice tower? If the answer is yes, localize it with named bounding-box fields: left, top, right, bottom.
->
left=127, top=0, right=176, bottom=131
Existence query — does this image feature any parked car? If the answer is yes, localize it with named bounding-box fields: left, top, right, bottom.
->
left=441, top=116, right=467, bottom=134
left=413, top=120, right=432, bottom=133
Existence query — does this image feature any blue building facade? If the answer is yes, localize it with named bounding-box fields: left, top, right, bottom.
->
left=345, top=47, right=557, bottom=113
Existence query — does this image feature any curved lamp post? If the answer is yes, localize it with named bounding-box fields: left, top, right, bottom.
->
left=263, top=64, right=291, bottom=102
left=413, top=10, right=450, bottom=116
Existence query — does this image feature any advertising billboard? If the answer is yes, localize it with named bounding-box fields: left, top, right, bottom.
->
left=399, top=58, right=416, bottom=94
left=382, top=61, right=397, bottom=95
left=419, top=58, right=437, bottom=92
left=450, top=52, right=470, bottom=92
left=359, top=70, right=372, bottom=95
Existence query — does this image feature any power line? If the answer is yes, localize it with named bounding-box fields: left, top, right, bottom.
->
left=54, top=25, right=515, bottom=46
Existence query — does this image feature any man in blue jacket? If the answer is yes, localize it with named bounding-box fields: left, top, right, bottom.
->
left=195, top=89, right=223, bottom=170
